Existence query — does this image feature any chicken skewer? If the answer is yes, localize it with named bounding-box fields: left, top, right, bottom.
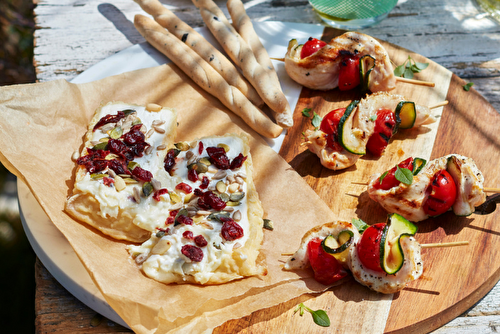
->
left=304, top=92, right=442, bottom=171
left=366, top=154, right=487, bottom=222
left=283, top=215, right=466, bottom=294
left=283, top=33, right=434, bottom=93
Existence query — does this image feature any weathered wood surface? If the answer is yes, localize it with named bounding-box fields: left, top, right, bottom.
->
left=32, top=0, right=500, bottom=333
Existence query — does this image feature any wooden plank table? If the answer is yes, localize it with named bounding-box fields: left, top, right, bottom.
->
left=32, top=0, right=500, bottom=333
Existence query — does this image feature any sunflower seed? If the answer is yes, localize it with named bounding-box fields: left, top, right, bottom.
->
left=212, top=170, right=227, bottom=180
left=135, top=253, right=149, bottom=264
left=156, top=144, right=167, bottom=150
left=146, top=128, right=155, bottom=139
left=236, top=171, right=247, bottom=179
left=151, top=178, right=161, bottom=191
left=228, top=183, right=239, bottom=193
left=146, top=103, right=162, bottom=112
left=170, top=202, right=183, bottom=211
left=208, top=165, right=218, bottom=174
left=107, top=168, right=117, bottom=178
left=152, top=119, right=166, bottom=126
left=133, top=187, right=142, bottom=203
left=222, top=207, right=234, bottom=212
left=199, top=222, right=214, bottom=230
left=233, top=210, right=242, bottom=221
left=151, top=239, right=171, bottom=255
left=145, top=145, right=154, bottom=155
left=197, top=210, right=211, bottom=216
left=153, top=125, right=165, bottom=134
left=235, top=176, right=244, bottom=184
left=233, top=242, right=242, bottom=250
left=100, top=123, right=115, bottom=132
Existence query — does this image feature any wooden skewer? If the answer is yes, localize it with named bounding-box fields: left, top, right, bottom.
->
left=271, top=57, right=285, bottom=62
left=282, top=241, right=469, bottom=256
left=429, top=101, right=449, bottom=109
left=421, top=241, right=469, bottom=249
left=352, top=182, right=369, bottom=186
left=395, top=76, right=435, bottom=87
left=484, top=187, right=500, bottom=193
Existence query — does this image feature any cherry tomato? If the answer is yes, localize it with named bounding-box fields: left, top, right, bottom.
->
left=300, top=37, right=327, bottom=59
left=338, top=56, right=360, bottom=91
left=319, top=108, right=346, bottom=152
left=366, top=109, right=397, bottom=156
left=423, top=170, right=457, bottom=216
left=356, top=223, right=385, bottom=273
left=307, top=238, right=348, bottom=285
left=373, top=157, right=414, bottom=190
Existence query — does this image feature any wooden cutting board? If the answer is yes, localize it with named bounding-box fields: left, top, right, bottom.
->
left=214, top=27, right=500, bottom=333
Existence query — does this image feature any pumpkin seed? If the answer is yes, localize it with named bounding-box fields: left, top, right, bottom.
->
left=142, top=182, right=154, bottom=197
left=91, top=173, right=107, bottom=180
left=196, top=162, right=208, bottom=173
left=99, top=137, right=109, bottom=143
left=124, top=178, right=138, bottom=185
left=184, top=192, right=195, bottom=203
left=217, top=143, right=230, bottom=152
left=128, top=161, right=139, bottom=170
left=229, top=192, right=245, bottom=202
left=109, top=126, right=123, bottom=139
left=233, top=210, right=242, bottom=221
left=169, top=192, right=181, bottom=204
left=263, top=219, right=274, bottom=231
left=216, top=181, right=227, bottom=193
left=207, top=211, right=230, bottom=222
left=132, top=119, right=142, bottom=126
left=226, top=201, right=241, bottom=206
left=174, top=208, right=189, bottom=225
left=123, top=109, right=136, bottom=116
left=219, top=193, right=230, bottom=202
left=92, top=142, right=107, bottom=151
left=174, top=142, right=190, bottom=151
left=199, top=157, right=211, bottom=166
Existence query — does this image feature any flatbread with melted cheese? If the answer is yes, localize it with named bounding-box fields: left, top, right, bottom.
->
left=65, top=101, right=178, bottom=243
left=127, top=134, right=267, bottom=284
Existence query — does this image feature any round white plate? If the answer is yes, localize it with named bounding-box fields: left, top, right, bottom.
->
left=19, top=21, right=325, bottom=327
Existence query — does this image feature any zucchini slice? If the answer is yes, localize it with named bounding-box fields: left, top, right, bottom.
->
left=446, top=156, right=474, bottom=216
left=338, top=100, right=364, bottom=155
left=395, top=101, right=417, bottom=129
left=359, top=55, right=376, bottom=92
left=412, top=157, right=427, bottom=175
left=321, top=230, right=354, bottom=263
left=380, top=213, right=418, bottom=275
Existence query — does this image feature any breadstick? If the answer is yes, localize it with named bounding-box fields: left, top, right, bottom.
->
left=134, top=14, right=283, bottom=138
left=226, top=0, right=278, bottom=82
left=191, top=0, right=293, bottom=128
left=133, top=0, right=263, bottom=108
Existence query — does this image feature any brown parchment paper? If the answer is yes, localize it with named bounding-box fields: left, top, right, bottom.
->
left=0, top=64, right=390, bottom=333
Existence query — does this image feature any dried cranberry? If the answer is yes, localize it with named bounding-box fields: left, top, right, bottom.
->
left=230, top=153, right=247, bottom=170
left=131, top=166, right=152, bottom=182
left=188, top=169, right=198, bottom=182
left=194, top=235, right=208, bottom=247
left=170, top=210, right=179, bottom=217
left=122, top=124, right=145, bottom=145
left=103, top=177, right=114, bottom=186
left=93, top=111, right=125, bottom=132
left=108, top=139, right=130, bottom=159
left=166, top=217, right=175, bottom=225
left=181, top=245, right=203, bottom=262
left=206, top=147, right=230, bottom=169
left=164, top=149, right=179, bottom=174
left=183, top=231, right=194, bottom=239
left=194, top=188, right=204, bottom=197
left=221, top=218, right=244, bottom=241
left=177, top=214, right=193, bottom=225
left=87, top=160, right=108, bottom=174
left=199, top=176, right=209, bottom=189
left=153, top=188, right=168, bottom=202
left=197, top=196, right=210, bottom=210
left=204, top=191, right=226, bottom=210
left=129, top=142, right=149, bottom=158
left=198, top=141, right=204, bottom=155
left=107, top=159, right=130, bottom=175
left=175, top=182, right=192, bottom=194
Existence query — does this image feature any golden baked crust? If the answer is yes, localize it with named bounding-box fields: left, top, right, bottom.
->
left=65, top=101, right=178, bottom=243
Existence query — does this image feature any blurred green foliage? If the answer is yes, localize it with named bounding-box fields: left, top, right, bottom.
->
left=0, top=0, right=36, bottom=333
left=0, top=0, right=36, bottom=85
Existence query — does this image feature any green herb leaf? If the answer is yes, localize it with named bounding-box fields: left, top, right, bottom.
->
left=393, top=65, right=405, bottom=77
left=369, top=114, right=377, bottom=121
left=394, top=56, right=429, bottom=78
left=463, top=82, right=474, bottom=91
left=302, top=108, right=312, bottom=117
left=395, top=166, right=413, bottom=185
left=294, top=303, right=330, bottom=327
left=352, top=218, right=369, bottom=234
left=311, top=112, right=322, bottom=128
left=379, top=171, right=389, bottom=184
